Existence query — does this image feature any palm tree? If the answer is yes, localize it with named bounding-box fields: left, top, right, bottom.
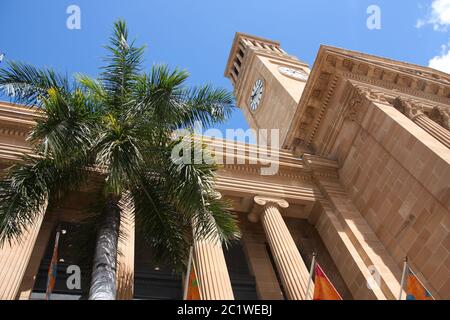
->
left=0, top=20, right=239, bottom=300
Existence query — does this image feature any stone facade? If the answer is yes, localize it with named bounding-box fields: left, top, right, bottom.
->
left=0, top=33, right=449, bottom=300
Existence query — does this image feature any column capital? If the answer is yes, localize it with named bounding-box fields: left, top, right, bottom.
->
left=248, top=196, right=289, bottom=223
left=392, top=97, right=424, bottom=120
left=429, top=106, right=450, bottom=131
left=254, top=196, right=289, bottom=208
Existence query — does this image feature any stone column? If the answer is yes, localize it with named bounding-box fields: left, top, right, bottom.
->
left=252, top=196, right=311, bottom=300
left=0, top=203, right=48, bottom=300
left=393, top=98, right=450, bottom=148
left=412, top=113, right=450, bottom=148
left=17, top=212, right=57, bottom=299
left=116, top=195, right=135, bottom=300
left=193, top=227, right=234, bottom=300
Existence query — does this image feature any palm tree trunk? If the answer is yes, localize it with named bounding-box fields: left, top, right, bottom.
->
left=89, top=194, right=121, bottom=300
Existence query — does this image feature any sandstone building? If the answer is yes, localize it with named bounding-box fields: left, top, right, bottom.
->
left=0, top=33, right=449, bottom=300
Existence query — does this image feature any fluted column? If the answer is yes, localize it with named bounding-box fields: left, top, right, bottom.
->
left=193, top=226, right=234, bottom=300
left=17, top=212, right=57, bottom=299
left=116, top=194, right=135, bottom=300
left=393, top=97, right=450, bottom=148
left=0, top=202, right=48, bottom=300
left=412, top=113, right=450, bottom=148
left=252, top=196, right=311, bottom=300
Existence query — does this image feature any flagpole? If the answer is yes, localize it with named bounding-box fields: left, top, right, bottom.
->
left=45, top=225, right=61, bottom=300
left=398, top=256, right=408, bottom=300
left=183, top=246, right=194, bottom=300
left=305, top=252, right=316, bottom=300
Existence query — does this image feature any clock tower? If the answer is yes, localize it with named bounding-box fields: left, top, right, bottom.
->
left=224, top=33, right=310, bottom=147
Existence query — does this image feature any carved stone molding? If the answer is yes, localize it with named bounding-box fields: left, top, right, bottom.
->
left=285, top=45, right=450, bottom=151
left=248, top=196, right=289, bottom=223
left=391, top=96, right=450, bottom=132
left=221, top=163, right=313, bottom=181
left=343, top=85, right=366, bottom=122
left=353, top=85, right=390, bottom=105
left=391, top=97, right=425, bottom=120
left=290, top=74, right=340, bottom=150
left=338, top=82, right=382, bottom=125
left=391, top=97, right=450, bottom=148
left=0, top=128, right=29, bottom=137
left=254, top=196, right=289, bottom=208
left=429, top=106, right=450, bottom=131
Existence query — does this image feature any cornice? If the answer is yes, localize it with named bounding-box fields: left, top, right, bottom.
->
left=0, top=125, right=29, bottom=138
left=302, top=154, right=340, bottom=179
left=225, top=32, right=307, bottom=80
left=284, top=45, right=450, bottom=152
left=341, top=72, right=450, bottom=106
left=324, top=45, right=450, bottom=88
left=214, top=174, right=323, bottom=204
left=224, top=32, right=280, bottom=77
left=0, top=143, right=32, bottom=163
left=0, top=102, right=44, bottom=121
left=346, top=80, right=449, bottom=116
left=304, top=74, right=341, bottom=148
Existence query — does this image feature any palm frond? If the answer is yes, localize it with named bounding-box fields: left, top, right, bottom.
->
left=193, top=196, right=240, bottom=247
left=0, top=158, right=50, bottom=244
left=131, top=177, right=189, bottom=269
left=0, top=153, right=88, bottom=245
left=178, top=85, right=234, bottom=128
left=130, top=67, right=234, bottom=133
left=77, top=74, right=108, bottom=112
left=99, top=20, right=145, bottom=113
left=0, top=61, right=69, bottom=106
left=129, top=65, right=189, bottom=126
left=150, top=139, right=240, bottom=244
left=93, top=114, right=145, bottom=194
left=162, top=139, right=217, bottom=212
left=29, top=88, right=98, bottom=167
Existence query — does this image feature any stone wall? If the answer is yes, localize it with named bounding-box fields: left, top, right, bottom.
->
left=338, top=102, right=450, bottom=299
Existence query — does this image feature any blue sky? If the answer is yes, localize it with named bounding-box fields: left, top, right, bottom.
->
left=0, top=0, right=449, bottom=135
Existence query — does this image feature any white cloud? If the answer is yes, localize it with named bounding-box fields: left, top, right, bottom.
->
left=416, top=19, right=426, bottom=28
left=417, top=1, right=450, bottom=74
left=416, top=0, right=450, bottom=31
left=428, top=45, right=450, bottom=73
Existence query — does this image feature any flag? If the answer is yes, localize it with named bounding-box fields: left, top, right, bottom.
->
left=45, top=229, right=61, bottom=300
left=183, top=247, right=201, bottom=300
left=405, top=268, right=434, bottom=300
left=313, top=263, right=342, bottom=300
left=185, top=261, right=201, bottom=300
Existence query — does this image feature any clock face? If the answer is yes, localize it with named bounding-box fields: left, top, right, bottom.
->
left=250, top=79, right=264, bottom=112
left=278, top=66, right=308, bottom=81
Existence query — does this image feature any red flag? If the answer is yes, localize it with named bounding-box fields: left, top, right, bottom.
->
left=313, top=263, right=342, bottom=300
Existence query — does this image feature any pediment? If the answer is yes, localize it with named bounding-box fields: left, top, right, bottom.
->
left=284, top=45, right=450, bottom=153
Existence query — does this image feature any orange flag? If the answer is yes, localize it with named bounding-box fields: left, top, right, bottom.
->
left=45, top=229, right=61, bottom=300
left=185, top=260, right=201, bottom=300
left=313, top=263, right=342, bottom=300
left=405, top=268, right=434, bottom=300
